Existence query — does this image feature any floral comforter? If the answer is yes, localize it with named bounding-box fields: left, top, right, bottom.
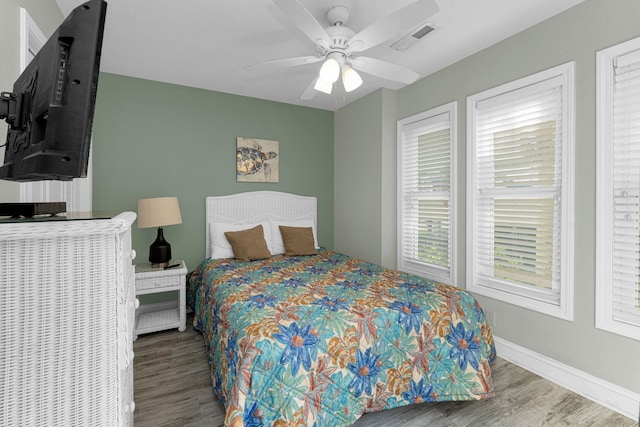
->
left=188, top=250, right=496, bottom=426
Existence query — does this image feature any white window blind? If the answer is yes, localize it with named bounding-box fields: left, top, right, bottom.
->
left=597, top=38, right=640, bottom=340
left=398, top=102, right=456, bottom=284
left=468, top=63, right=574, bottom=320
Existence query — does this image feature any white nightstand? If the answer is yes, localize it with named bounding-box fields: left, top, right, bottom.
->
left=133, top=260, right=187, bottom=341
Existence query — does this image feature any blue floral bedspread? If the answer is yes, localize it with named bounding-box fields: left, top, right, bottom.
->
left=188, top=250, right=496, bottom=426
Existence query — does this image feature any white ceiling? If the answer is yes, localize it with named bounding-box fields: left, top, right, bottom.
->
left=55, top=0, right=585, bottom=111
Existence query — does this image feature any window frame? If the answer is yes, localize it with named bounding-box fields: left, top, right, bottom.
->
left=596, top=37, right=640, bottom=341
left=397, top=101, right=457, bottom=285
left=466, top=63, right=575, bottom=320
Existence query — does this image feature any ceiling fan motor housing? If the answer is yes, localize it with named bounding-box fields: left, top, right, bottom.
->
left=315, top=6, right=355, bottom=56
left=326, top=26, right=354, bottom=50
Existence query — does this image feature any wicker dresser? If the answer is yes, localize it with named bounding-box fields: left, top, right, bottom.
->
left=0, top=212, right=137, bottom=426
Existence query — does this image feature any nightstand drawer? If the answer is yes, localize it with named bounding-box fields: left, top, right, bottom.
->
left=136, top=274, right=181, bottom=291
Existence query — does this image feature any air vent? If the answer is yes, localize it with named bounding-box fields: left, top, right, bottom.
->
left=390, top=23, right=435, bottom=52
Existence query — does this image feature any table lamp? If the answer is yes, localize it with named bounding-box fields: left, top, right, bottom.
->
left=137, top=196, right=182, bottom=268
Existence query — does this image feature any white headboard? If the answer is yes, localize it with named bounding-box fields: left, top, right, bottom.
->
left=205, top=191, right=317, bottom=258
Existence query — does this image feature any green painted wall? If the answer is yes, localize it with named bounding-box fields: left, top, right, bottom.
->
left=0, top=0, right=62, bottom=200
left=92, top=74, right=334, bottom=272
left=334, top=91, right=383, bottom=264
left=333, top=88, right=397, bottom=268
left=335, top=0, right=640, bottom=394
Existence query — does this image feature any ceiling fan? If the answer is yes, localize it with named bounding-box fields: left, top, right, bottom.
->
left=256, top=0, right=439, bottom=100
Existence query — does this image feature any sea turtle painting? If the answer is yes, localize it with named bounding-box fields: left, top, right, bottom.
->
left=236, top=137, right=279, bottom=182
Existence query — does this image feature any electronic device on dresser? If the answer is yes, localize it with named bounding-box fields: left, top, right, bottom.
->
left=0, top=0, right=106, bottom=182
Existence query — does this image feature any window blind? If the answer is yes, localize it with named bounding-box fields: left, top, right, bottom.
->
left=398, top=105, right=454, bottom=283
left=610, top=47, right=640, bottom=327
left=472, top=75, right=565, bottom=305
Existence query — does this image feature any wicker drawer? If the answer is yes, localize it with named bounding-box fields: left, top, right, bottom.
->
left=136, top=275, right=181, bottom=291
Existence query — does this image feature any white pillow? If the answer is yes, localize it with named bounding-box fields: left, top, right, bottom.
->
left=210, top=222, right=272, bottom=259
left=270, top=219, right=319, bottom=254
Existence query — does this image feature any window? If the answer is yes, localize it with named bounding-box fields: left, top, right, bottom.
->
left=398, top=102, right=457, bottom=285
left=467, top=63, right=575, bottom=320
left=18, top=8, right=93, bottom=211
left=596, top=37, right=640, bottom=341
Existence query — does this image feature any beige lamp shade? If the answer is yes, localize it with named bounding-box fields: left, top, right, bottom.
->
left=137, top=197, right=182, bottom=228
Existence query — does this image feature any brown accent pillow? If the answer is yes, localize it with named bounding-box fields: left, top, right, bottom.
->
left=279, top=226, right=318, bottom=256
left=224, top=225, right=271, bottom=262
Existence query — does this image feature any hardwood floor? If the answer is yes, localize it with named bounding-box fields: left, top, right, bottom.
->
left=133, top=317, right=635, bottom=427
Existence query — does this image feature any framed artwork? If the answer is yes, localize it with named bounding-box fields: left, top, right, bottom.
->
left=236, top=137, right=279, bottom=183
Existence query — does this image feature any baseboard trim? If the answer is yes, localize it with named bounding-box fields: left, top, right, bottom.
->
left=494, top=336, right=640, bottom=421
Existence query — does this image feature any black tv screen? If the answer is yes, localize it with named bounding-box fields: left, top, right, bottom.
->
left=0, top=0, right=107, bottom=182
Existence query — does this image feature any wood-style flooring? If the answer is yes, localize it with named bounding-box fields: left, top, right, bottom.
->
left=133, top=317, right=636, bottom=427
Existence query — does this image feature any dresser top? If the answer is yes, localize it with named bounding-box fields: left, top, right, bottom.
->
left=0, top=211, right=136, bottom=236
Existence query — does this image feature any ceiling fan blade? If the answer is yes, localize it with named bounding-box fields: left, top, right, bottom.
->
left=350, top=56, right=419, bottom=85
left=272, top=0, right=331, bottom=49
left=348, top=0, right=439, bottom=53
left=246, top=56, right=323, bottom=71
left=300, top=77, right=319, bottom=100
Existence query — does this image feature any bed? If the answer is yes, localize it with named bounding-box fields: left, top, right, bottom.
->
left=188, top=191, right=496, bottom=426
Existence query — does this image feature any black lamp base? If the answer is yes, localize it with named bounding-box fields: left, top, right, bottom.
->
left=149, top=227, right=172, bottom=268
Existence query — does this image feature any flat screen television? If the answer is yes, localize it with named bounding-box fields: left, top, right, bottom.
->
left=0, top=0, right=107, bottom=182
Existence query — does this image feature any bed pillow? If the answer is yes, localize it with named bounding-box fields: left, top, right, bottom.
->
left=270, top=219, right=319, bottom=254
left=210, top=221, right=272, bottom=259
left=224, top=225, right=272, bottom=262
left=279, top=226, right=318, bottom=256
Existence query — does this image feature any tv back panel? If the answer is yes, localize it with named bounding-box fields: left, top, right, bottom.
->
left=0, top=0, right=107, bottom=182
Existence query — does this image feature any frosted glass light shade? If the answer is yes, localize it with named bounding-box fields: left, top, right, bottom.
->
left=342, top=66, right=363, bottom=92
left=137, top=197, right=182, bottom=228
left=319, top=58, right=340, bottom=83
left=314, top=77, right=333, bottom=94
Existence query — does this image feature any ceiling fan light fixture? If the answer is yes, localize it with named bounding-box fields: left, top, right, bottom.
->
left=314, top=76, right=333, bottom=94
left=342, top=65, right=363, bottom=92
left=318, top=57, right=340, bottom=83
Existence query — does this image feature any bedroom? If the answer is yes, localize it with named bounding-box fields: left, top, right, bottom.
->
left=0, top=0, right=639, bottom=425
